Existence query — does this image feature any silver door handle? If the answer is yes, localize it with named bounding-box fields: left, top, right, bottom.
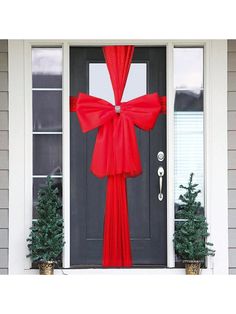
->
left=158, top=166, right=164, bottom=201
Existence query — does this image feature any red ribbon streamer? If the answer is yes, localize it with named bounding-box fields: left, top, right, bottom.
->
left=70, top=46, right=166, bottom=267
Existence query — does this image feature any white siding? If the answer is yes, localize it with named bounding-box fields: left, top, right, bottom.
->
left=228, top=40, right=236, bottom=273
left=0, top=40, right=8, bottom=274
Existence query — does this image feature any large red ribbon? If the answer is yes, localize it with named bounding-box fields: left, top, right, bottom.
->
left=70, top=46, right=166, bottom=267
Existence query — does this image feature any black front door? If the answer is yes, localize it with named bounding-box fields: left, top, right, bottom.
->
left=70, top=46, right=167, bottom=267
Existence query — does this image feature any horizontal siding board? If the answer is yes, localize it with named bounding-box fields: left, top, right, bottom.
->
left=228, top=190, right=236, bottom=208
left=228, top=40, right=236, bottom=52
left=228, top=170, right=236, bottom=188
left=0, top=131, right=8, bottom=150
left=0, top=170, right=8, bottom=189
left=228, top=131, right=236, bottom=149
left=0, top=190, right=8, bottom=208
left=0, top=151, right=8, bottom=169
left=0, top=41, right=7, bottom=53
left=0, top=209, right=8, bottom=228
left=229, top=248, right=236, bottom=267
left=229, top=229, right=236, bottom=247
left=0, top=248, right=7, bottom=268
left=228, top=92, right=236, bottom=111
left=0, top=92, right=8, bottom=110
left=0, top=229, right=8, bottom=248
left=228, top=209, right=236, bottom=228
left=0, top=111, right=8, bottom=130
left=0, top=72, right=8, bottom=92
left=228, top=111, right=236, bottom=130
left=0, top=53, right=8, bottom=71
left=228, top=72, right=236, bottom=92
left=228, top=52, right=236, bottom=71
left=228, top=150, right=236, bottom=169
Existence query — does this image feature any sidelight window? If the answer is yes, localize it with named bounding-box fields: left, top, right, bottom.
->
left=31, top=47, right=63, bottom=218
left=173, top=47, right=204, bottom=265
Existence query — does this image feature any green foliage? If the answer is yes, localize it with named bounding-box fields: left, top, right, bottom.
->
left=27, top=176, right=65, bottom=263
left=173, top=173, right=215, bottom=261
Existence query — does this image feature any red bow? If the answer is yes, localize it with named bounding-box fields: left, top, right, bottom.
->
left=70, top=93, right=166, bottom=178
left=70, top=46, right=166, bottom=267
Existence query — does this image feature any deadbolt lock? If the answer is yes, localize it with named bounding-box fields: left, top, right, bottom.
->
left=157, top=151, right=165, bottom=162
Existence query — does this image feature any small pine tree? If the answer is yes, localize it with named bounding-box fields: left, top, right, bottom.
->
left=173, top=173, right=215, bottom=261
left=27, top=176, right=65, bottom=263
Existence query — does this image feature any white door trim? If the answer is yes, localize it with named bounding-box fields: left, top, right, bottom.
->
left=204, top=40, right=228, bottom=273
left=8, top=40, right=228, bottom=274
left=8, top=40, right=26, bottom=273
left=166, top=42, right=175, bottom=268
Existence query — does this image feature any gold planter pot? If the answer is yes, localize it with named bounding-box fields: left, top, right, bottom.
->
left=39, top=261, right=55, bottom=275
left=183, top=260, right=201, bottom=275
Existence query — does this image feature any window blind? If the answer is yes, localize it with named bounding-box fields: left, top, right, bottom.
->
left=174, top=111, right=204, bottom=205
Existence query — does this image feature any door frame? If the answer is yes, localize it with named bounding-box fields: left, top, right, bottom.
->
left=8, top=40, right=228, bottom=274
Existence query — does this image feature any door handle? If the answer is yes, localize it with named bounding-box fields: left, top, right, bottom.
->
left=158, top=166, right=164, bottom=201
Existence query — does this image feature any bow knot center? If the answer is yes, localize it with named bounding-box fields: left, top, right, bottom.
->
left=115, top=105, right=121, bottom=114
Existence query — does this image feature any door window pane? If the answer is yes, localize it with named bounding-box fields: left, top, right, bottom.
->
left=33, top=90, right=62, bottom=131
left=32, top=48, right=62, bottom=88
left=33, top=134, right=62, bottom=175
left=89, top=63, right=147, bottom=104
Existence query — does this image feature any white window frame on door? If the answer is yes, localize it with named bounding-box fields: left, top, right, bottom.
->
left=8, top=40, right=228, bottom=274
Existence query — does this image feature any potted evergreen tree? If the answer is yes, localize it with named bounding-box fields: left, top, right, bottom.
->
left=27, top=176, right=65, bottom=275
left=173, top=173, right=215, bottom=275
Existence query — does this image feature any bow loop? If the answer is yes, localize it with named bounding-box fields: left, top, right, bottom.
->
left=121, top=93, right=163, bottom=130
left=71, top=93, right=116, bottom=133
